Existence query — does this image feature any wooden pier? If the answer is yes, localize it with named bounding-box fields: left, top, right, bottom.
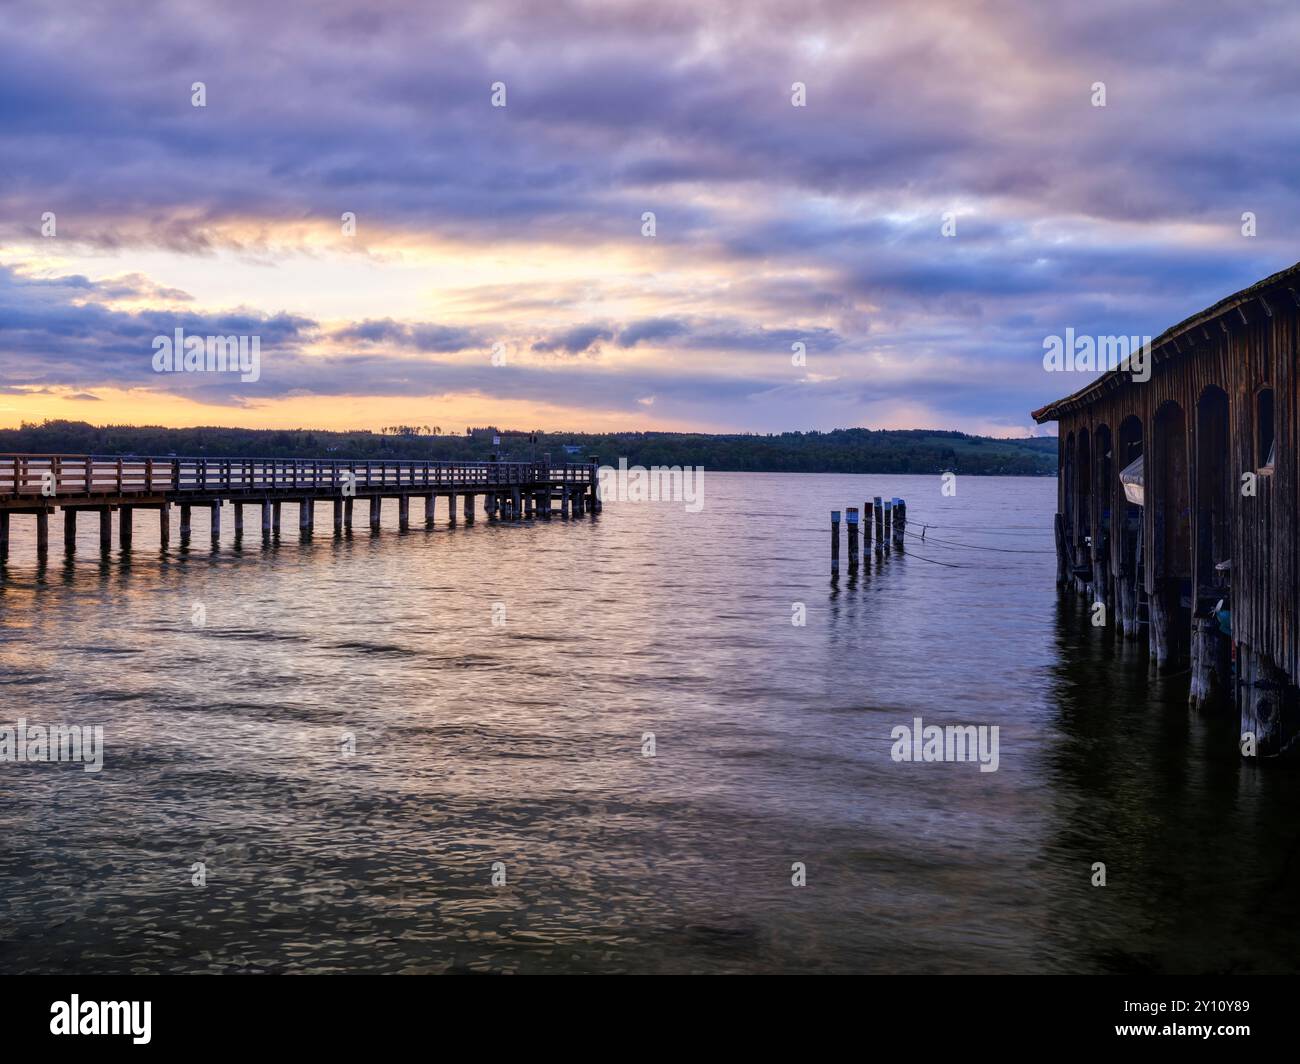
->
left=1033, top=259, right=1300, bottom=758
left=0, top=454, right=601, bottom=560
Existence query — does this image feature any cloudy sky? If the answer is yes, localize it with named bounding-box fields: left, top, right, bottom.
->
left=1, top=0, right=1297, bottom=436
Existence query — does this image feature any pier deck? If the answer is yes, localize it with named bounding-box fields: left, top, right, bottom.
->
left=0, top=454, right=601, bottom=558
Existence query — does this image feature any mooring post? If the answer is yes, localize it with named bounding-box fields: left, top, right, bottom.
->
left=369, top=496, right=382, bottom=530
left=864, top=501, right=873, bottom=557
left=831, top=510, right=841, bottom=575
left=180, top=503, right=192, bottom=546
left=399, top=495, right=410, bottom=531
left=159, top=503, right=171, bottom=549
left=873, top=497, right=884, bottom=553
left=99, top=509, right=111, bottom=552
left=36, top=510, right=49, bottom=557
left=119, top=506, right=132, bottom=551
left=210, top=501, right=221, bottom=545
left=882, top=499, right=892, bottom=552
left=63, top=509, right=76, bottom=554
left=846, top=507, right=859, bottom=572
left=892, top=498, right=906, bottom=549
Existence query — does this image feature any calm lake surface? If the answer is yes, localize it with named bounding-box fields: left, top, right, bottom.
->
left=1, top=472, right=1298, bottom=974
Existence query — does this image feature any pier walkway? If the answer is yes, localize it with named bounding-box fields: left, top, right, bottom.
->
left=0, top=454, right=601, bottom=558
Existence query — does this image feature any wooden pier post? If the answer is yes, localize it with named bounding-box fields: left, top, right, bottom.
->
left=448, top=491, right=457, bottom=524
left=180, top=503, right=192, bottom=546
left=99, top=509, right=111, bottom=552
left=232, top=503, right=243, bottom=538
left=424, top=495, right=435, bottom=525
left=210, top=501, right=221, bottom=545
left=873, top=497, right=884, bottom=554
left=36, top=510, right=49, bottom=556
left=299, top=499, right=313, bottom=534
left=1189, top=616, right=1231, bottom=710
left=344, top=498, right=354, bottom=530
left=334, top=498, right=344, bottom=533
left=560, top=486, right=570, bottom=518
left=525, top=491, right=534, bottom=519
left=399, top=495, right=410, bottom=530
left=159, top=503, right=171, bottom=549
left=831, top=510, right=841, bottom=575
left=64, top=508, right=77, bottom=554
left=882, top=499, right=892, bottom=552
left=892, top=498, right=906, bottom=549
left=846, top=507, right=859, bottom=572
left=261, top=500, right=272, bottom=538
left=369, top=496, right=382, bottom=530
left=464, top=492, right=474, bottom=523
left=863, top=501, right=873, bottom=557
left=0, top=511, right=8, bottom=558
left=512, top=487, right=522, bottom=519
left=119, top=506, right=132, bottom=551
left=272, top=500, right=282, bottom=535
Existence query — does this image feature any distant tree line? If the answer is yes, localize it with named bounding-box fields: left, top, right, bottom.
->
left=0, top=420, right=1057, bottom=475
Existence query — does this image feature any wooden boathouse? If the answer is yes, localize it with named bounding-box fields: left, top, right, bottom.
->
left=1032, top=261, right=1300, bottom=758
left=0, top=455, right=601, bottom=559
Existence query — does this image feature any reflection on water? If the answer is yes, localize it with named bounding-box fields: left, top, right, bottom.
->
left=0, top=474, right=1297, bottom=973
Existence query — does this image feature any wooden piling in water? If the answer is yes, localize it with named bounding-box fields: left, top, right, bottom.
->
left=262, top=499, right=272, bottom=538
left=300, top=499, right=313, bottom=533
left=399, top=495, right=410, bottom=530
left=424, top=495, right=435, bottom=524
left=873, top=497, right=884, bottom=553
left=36, top=510, right=48, bottom=556
left=343, top=497, right=353, bottom=531
left=180, top=503, right=192, bottom=546
left=63, top=509, right=76, bottom=554
left=846, top=507, right=859, bottom=572
left=232, top=503, right=243, bottom=538
left=893, top=498, right=906, bottom=549
left=334, top=498, right=344, bottom=533
left=831, top=510, right=841, bottom=575
left=119, top=506, right=132, bottom=551
left=447, top=491, right=457, bottom=524
left=369, top=496, right=382, bottom=530
left=882, top=499, right=892, bottom=552
left=464, top=492, right=474, bottom=523
left=99, top=509, right=111, bottom=551
left=0, top=511, right=8, bottom=557
left=160, top=503, right=171, bottom=549
left=210, top=502, right=221, bottom=544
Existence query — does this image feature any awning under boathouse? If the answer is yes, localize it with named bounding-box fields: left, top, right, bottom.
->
left=1119, top=455, right=1144, bottom=507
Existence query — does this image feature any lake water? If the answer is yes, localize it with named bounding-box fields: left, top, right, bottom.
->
left=1, top=472, right=1297, bottom=973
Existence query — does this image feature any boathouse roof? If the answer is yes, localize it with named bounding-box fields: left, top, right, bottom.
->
left=1031, top=258, right=1300, bottom=424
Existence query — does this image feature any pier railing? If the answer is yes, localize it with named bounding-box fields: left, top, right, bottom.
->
left=0, top=454, right=595, bottom=500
